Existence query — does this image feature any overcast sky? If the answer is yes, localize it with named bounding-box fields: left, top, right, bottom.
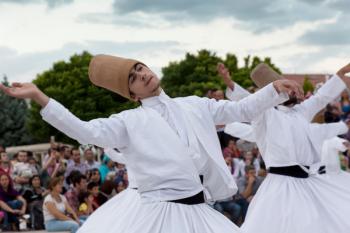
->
left=0, top=0, right=349, bottom=83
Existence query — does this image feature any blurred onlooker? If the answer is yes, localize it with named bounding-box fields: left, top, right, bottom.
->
left=223, top=139, right=241, bottom=158
left=340, top=90, right=350, bottom=119
left=23, top=175, right=48, bottom=230
left=43, top=148, right=66, bottom=178
left=213, top=90, right=225, bottom=101
left=205, top=88, right=217, bottom=98
left=238, top=151, right=261, bottom=177
left=214, top=198, right=241, bottom=224
left=65, top=148, right=88, bottom=179
left=84, top=149, right=100, bottom=170
left=115, top=180, right=126, bottom=194
left=61, top=146, right=73, bottom=167
left=65, top=174, right=87, bottom=217
left=340, top=154, right=350, bottom=172
left=78, top=192, right=94, bottom=218
left=324, top=103, right=342, bottom=123
left=0, top=151, right=12, bottom=175
left=99, top=156, right=115, bottom=183
left=12, top=151, right=38, bottom=192
left=87, top=168, right=101, bottom=187
left=43, top=177, right=80, bottom=233
left=87, top=182, right=102, bottom=210
left=0, top=173, right=27, bottom=231
left=237, top=165, right=264, bottom=203
left=100, top=171, right=117, bottom=200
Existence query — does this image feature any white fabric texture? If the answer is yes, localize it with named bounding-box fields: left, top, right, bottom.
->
left=321, top=137, right=348, bottom=174
left=225, top=76, right=350, bottom=233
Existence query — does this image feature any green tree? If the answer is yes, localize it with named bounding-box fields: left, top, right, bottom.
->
left=0, top=76, right=33, bottom=147
left=161, top=49, right=281, bottom=97
left=303, top=76, right=315, bottom=93
left=27, top=51, right=138, bottom=144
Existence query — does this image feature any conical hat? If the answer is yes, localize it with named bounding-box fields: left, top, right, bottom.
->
left=88, top=54, right=140, bottom=99
left=251, top=63, right=284, bottom=88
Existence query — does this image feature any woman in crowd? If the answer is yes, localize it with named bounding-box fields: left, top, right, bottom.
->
left=0, top=173, right=27, bottom=231
left=43, top=177, right=80, bottom=233
left=0, top=151, right=12, bottom=175
left=23, top=175, right=49, bottom=229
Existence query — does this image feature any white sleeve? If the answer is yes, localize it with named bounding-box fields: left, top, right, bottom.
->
left=225, top=83, right=251, bottom=101
left=294, top=75, right=346, bottom=121
left=104, top=148, right=126, bottom=164
left=224, top=122, right=256, bottom=142
left=40, top=99, right=129, bottom=149
left=205, top=83, right=288, bottom=124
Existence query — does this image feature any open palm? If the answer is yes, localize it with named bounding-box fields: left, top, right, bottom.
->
left=0, top=82, right=38, bottom=99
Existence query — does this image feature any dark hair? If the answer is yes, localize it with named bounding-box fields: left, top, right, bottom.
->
left=72, top=174, right=87, bottom=187
left=78, top=191, right=91, bottom=204
left=59, top=146, right=68, bottom=153
left=29, top=175, right=41, bottom=187
left=245, top=165, right=256, bottom=173
left=66, top=170, right=82, bottom=185
left=26, top=151, right=33, bottom=158
left=71, top=147, right=79, bottom=153
left=48, top=177, right=63, bottom=191
left=87, top=182, right=99, bottom=191
left=48, top=148, right=58, bottom=155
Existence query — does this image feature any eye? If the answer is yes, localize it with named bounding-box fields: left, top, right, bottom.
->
left=137, top=65, right=143, bottom=72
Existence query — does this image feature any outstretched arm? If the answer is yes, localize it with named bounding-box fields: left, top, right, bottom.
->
left=217, top=63, right=250, bottom=101
left=0, top=83, right=129, bottom=149
left=295, top=63, right=350, bottom=121
left=205, top=79, right=303, bottom=124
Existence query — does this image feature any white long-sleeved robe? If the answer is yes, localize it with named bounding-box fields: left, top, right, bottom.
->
left=225, top=75, right=346, bottom=168
left=224, top=75, right=350, bottom=233
left=41, top=83, right=287, bottom=203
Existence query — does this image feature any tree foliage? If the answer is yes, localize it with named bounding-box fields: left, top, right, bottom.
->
left=0, top=76, right=33, bottom=147
left=303, top=76, right=315, bottom=93
left=161, top=49, right=281, bottom=97
left=27, top=51, right=138, bottom=144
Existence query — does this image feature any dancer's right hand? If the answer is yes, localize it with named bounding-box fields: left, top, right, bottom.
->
left=217, top=62, right=235, bottom=90
left=337, top=63, right=350, bottom=78
left=0, top=82, right=49, bottom=107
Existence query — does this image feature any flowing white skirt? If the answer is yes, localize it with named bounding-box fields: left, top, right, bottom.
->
left=77, top=188, right=141, bottom=233
left=241, top=172, right=350, bottom=233
left=78, top=188, right=241, bottom=233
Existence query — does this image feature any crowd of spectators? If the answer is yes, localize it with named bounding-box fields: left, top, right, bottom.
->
left=0, top=144, right=128, bottom=232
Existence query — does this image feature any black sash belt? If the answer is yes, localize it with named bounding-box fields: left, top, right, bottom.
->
left=169, top=191, right=205, bottom=205
left=268, top=165, right=326, bottom=178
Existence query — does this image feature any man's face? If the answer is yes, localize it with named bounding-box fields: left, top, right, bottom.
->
left=213, top=90, right=224, bottom=101
left=64, top=147, right=72, bottom=159
left=85, top=150, right=94, bottom=161
left=72, top=150, right=81, bottom=163
left=18, top=151, right=28, bottom=163
left=246, top=169, right=256, bottom=178
left=128, top=63, right=160, bottom=101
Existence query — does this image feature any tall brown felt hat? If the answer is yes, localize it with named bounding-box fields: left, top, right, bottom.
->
left=88, top=54, right=140, bottom=99
left=251, top=63, right=284, bottom=88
